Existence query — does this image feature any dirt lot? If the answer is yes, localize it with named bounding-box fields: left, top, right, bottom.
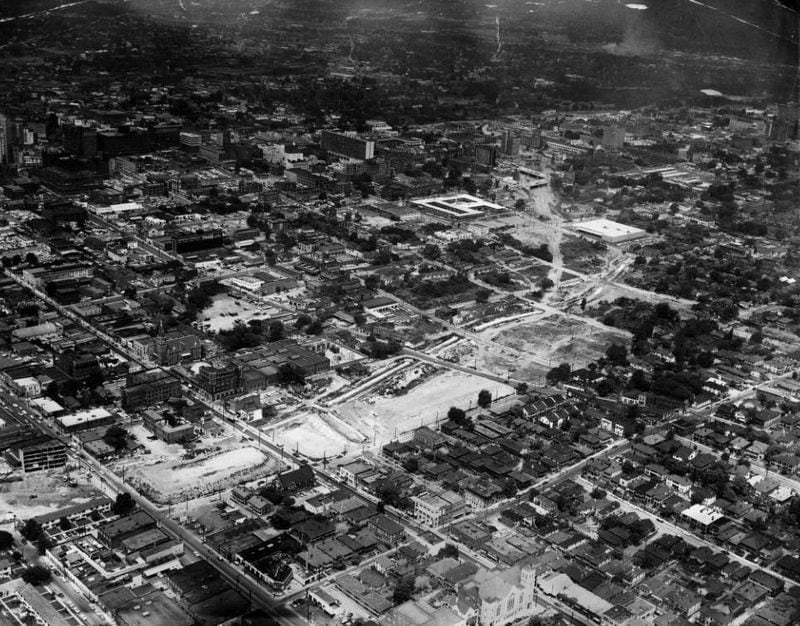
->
left=119, top=432, right=279, bottom=504
left=582, top=282, right=697, bottom=314
left=479, top=314, right=629, bottom=371
left=0, top=465, right=104, bottom=524
left=269, top=411, right=366, bottom=459
left=559, top=235, right=609, bottom=273
left=199, top=293, right=279, bottom=332
left=333, top=369, right=516, bottom=446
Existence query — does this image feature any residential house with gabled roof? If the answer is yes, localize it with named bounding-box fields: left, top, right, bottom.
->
left=666, top=474, right=692, bottom=497
left=645, top=463, right=669, bottom=479
left=773, top=453, right=800, bottom=475
left=645, top=483, right=673, bottom=508
left=728, top=436, right=751, bottom=458
left=745, top=440, right=769, bottom=462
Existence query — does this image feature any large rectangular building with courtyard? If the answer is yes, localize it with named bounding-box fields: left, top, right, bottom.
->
left=411, top=194, right=505, bottom=221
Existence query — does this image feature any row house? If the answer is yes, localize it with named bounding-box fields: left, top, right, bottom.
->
left=600, top=417, right=625, bottom=437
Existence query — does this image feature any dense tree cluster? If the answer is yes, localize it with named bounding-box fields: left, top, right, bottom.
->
left=103, top=425, right=129, bottom=452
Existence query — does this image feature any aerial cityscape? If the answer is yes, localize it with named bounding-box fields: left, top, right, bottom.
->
left=0, top=0, right=797, bottom=624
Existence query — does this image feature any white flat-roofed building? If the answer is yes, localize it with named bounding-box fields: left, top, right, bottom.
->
left=769, top=485, right=794, bottom=502
left=411, top=193, right=505, bottom=221
left=538, top=571, right=614, bottom=618
left=91, top=202, right=143, bottom=216
left=362, top=296, right=399, bottom=318
left=179, top=131, right=202, bottom=149
left=574, top=218, right=647, bottom=244
left=12, top=377, right=41, bottom=398
left=412, top=490, right=467, bottom=527
left=309, top=587, right=342, bottom=617
left=11, top=322, right=62, bottom=342
left=228, top=276, right=264, bottom=293
left=681, top=503, right=724, bottom=532
left=31, top=397, right=65, bottom=417
left=56, top=407, right=116, bottom=434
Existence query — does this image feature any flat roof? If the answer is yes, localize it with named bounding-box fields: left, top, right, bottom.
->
left=411, top=193, right=505, bottom=219
left=574, top=218, right=646, bottom=239
left=309, top=587, right=339, bottom=605
left=59, top=407, right=113, bottom=428
left=682, top=504, right=724, bottom=526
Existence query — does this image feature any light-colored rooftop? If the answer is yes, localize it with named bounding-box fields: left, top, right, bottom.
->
left=412, top=193, right=505, bottom=219
left=574, top=218, right=646, bottom=240
left=59, top=407, right=113, bottom=429
left=681, top=503, right=723, bottom=526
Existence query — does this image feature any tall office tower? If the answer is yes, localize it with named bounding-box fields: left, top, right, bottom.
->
left=501, top=129, right=520, bottom=156
left=63, top=125, right=98, bottom=157
left=521, top=129, right=542, bottom=149
left=768, top=103, right=800, bottom=141
left=0, top=114, right=8, bottom=164
left=475, top=144, right=497, bottom=167
left=320, top=130, right=375, bottom=160
left=602, top=126, right=626, bottom=150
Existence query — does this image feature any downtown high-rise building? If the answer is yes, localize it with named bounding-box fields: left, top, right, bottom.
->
left=0, top=114, right=8, bottom=164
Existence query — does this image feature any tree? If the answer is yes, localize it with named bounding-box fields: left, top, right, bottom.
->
left=45, top=381, right=60, bottom=401
left=268, top=320, right=284, bottom=342
left=112, top=492, right=135, bottom=516
left=363, top=274, right=381, bottom=290
left=501, top=479, right=518, bottom=498
left=0, top=530, right=13, bottom=551
left=270, top=508, right=296, bottom=530
left=24, top=252, right=38, bottom=266
left=20, top=519, right=43, bottom=543
left=605, top=343, right=629, bottom=366
left=421, top=244, right=441, bottom=260
left=475, top=288, right=491, bottom=304
left=539, top=277, right=554, bottom=292
left=437, top=543, right=459, bottom=559
left=103, top=426, right=129, bottom=452
left=630, top=369, right=649, bottom=391
left=35, top=537, right=51, bottom=555
left=590, top=487, right=606, bottom=500
left=294, top=314, right=312, bottom=329
left=447, top=407, right=467, bottom=425
left=376, top=481, right=401, bottom=507
left=259, top=485, right=288, bottom=506
left=277, top=364, right=305, bottom=386
left=21, top=565, right=51, bottom=586
left=402, top=457, right=419, bottom=473
left=477, top=389, right=492, bottom=408
left=305, top=319, right=324, bottom=335
left=546, top=363, right=571, bottom=385
left=654, top=302, right=679, bottom=323
left=392, top=574, right=416, bottom=604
